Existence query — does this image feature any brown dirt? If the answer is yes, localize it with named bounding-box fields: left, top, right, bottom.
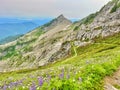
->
left=104, top=68, right=120, bottom=90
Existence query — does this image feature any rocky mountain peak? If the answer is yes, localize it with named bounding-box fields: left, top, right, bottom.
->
left=55, top=14, right=72, bottom=24
left=56, top=14, right=66, bottom=20
left=42, top=14, right=72, bottom=31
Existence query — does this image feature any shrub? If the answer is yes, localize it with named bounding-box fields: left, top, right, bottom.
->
left=73, top=26, right=79, bottom=31
left=80, top=12, right=98, bottom=25
left=110, top=0, right=120, bottom=13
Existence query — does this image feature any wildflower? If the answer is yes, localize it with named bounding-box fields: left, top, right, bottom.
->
left=37, top=87, right=40, bottom=90
left=38, top=77, right=43, bottom=86
left=86, top=60, right=90, bottom=64
left=78, top=77, right=82, bottom=82
left=59, top=73, right=64, bottom=79
left=46, top=75, right=51, bottom=83
left=73, top=79, right=75, bottom=82
left=30, top=83, right=36, bottom=90
left=3, top=84, right=7, bottom=90
left=22, top=86, right=25, bottom=89
left=66, top=74, right=70, bottom=79
left=59, top=69, right=64, bottom=79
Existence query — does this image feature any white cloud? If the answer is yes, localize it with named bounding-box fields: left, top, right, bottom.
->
left=0, top=0, right=111, bottom=19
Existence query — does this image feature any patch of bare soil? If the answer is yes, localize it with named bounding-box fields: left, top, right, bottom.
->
left=104, top=68, right=120, bottom=90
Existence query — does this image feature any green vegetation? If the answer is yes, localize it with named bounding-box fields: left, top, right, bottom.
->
left=0, top=45, right=17, bottom=60
left=114, top=84, right=120, bottom=89
left=0, top=33, right=120, bottom=89
left=94, top=26, right=102, bottom=30
left=41, top=19, right=56, bottom=29
left=73, top=26, right=79, bottom=31
left=0, top=27, right=45, bottom=61
left=34, top=28, right=45, bottom=37
left=110, top=0, right=120, bottom=13
left=80, top=12, right=98, bottom=25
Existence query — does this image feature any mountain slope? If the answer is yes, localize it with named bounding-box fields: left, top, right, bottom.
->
left=0, top=0, right=120, bottom=89
left=0, top=26, right=120, bottom=90
left=0, top=14, right=72, bottom=70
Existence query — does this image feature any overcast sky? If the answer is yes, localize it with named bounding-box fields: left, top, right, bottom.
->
left=0, top=0, right=111, bottom=19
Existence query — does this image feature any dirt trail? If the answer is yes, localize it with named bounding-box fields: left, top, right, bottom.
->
left=104, top=68, right=120, bottom=90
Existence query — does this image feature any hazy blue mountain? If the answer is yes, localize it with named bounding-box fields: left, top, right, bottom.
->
left=0, top=34, right=23, bottom=45
left=0, top=17, right=77, bottom=40
left=0, top=22, right=38, bottom=40
left=0, top=17, right=52, bottom=40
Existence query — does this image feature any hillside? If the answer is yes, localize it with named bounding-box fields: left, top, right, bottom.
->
left=0, top=34, right=23, bottom=45
left=0, top=14, right=72, bottom=70
left=0, top=0, right=120, bottom=89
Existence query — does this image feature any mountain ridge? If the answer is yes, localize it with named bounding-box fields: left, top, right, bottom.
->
left=0, top=22, right=38, bottom=40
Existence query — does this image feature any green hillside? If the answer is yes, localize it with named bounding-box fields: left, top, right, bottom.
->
left=0, top=0, right=120, bottom=89
left=0, top=33, right=120, bottom=90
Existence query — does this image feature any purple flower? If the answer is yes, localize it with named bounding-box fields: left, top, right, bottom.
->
left=13, top=82, right=18, bottom=86
left=59, top=69, right=65, bottom=79
left=66, top=68, right=70, bottom=79
left=9, top=82, right=13, bottom=88
left=78, top=77, right=82, bottom=82
left=18, top=80, right=23, bottom=85
left=38, top=77, right=43, bottom=86
left=30, top=83, right=36, bottom=90
left=46, top=75, right=51, bottom=83
left=66, top=74, right=70, bottom=79
left=3, top=84, right=7, bottom=90
left=48, top=75, right=51, bottom=81
left=59, top=73, right=64, bottom=79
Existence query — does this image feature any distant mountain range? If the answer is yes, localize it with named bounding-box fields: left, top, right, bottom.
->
left=0, top=34, right=23, bottom=45
left=0, top=18, right=78, bottom=40
left=0, top=18, right=53, bottom=40
left=0, top=22, right=38, bottom=39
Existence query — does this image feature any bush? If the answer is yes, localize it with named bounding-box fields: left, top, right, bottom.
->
left=80, top=12, right=98, bottom=25
left=110, top=1, right=120, bottom=13
left=73, top=26, right=79, bottom=31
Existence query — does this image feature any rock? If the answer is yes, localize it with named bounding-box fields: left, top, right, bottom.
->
left=104, top=83, right=118, bottom=90
left=74, top=41, right=91, bottom=47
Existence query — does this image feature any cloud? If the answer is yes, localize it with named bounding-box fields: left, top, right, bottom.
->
left=0, top=0, right=111, bottom=19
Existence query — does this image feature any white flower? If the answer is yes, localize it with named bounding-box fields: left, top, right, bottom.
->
left=73, top=79, right=75, bottom=82
left=22, top=86, right=25, bottom=89
left=37, top=87, right=40, bottom=90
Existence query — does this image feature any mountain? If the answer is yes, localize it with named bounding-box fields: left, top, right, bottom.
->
left=0, top=0, right=120, bottom=69
left=0, top=14, right=72, bottom=68
left=0, top=17, right=77, bottom=40
left=0, top=18, right=53, bottom=40
left=0, top=0, right=120, bottom=89
left=0, top=34, right=23, bottom=45
left=0, top=22, right=38, bottom=40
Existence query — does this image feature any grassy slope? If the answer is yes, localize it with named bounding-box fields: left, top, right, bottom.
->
left=0, top=33, right=120, bottom=90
